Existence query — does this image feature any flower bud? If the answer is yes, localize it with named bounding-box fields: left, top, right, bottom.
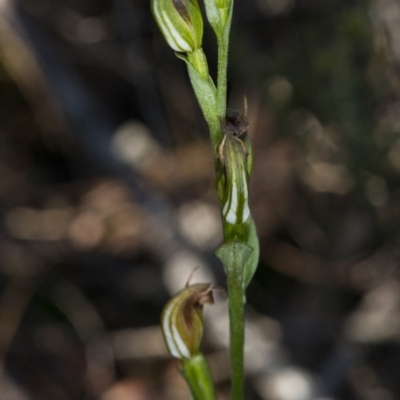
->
left=215, top=0, right=232, bottom=14
left=204, top=0, right=232, bottom=34
left=151, top=0, right=203, bottom=53
left=161, top=283, right=221, bottom=359
left=217, top=108, right=251, bottom=225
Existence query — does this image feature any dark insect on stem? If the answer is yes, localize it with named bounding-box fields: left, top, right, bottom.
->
left=218, top=98, right=249, bottom=165
left=222, top=97, right=249, bottom=139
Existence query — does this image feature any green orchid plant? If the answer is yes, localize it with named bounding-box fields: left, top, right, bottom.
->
left=151, top=0, right=260, bottom=399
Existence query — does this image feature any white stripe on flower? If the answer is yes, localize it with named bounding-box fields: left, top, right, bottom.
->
left=161, top=299, right=190, bottom=359
left=223, top=175, right=249, bottom=225
left=152, top=3, right=193, bottom=52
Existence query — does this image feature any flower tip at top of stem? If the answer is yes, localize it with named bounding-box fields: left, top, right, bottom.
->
left=151, top=0, right=204, bottom=53
left=215, top=0, right=233, bottom=25
left=203, top=0, right=232, bottom=36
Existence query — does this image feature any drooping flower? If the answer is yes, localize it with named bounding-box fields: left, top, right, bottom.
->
left=161, top=283, right=221, bottom=359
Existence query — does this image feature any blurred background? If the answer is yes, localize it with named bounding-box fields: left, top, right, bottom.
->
left=1, top=0, right=400, bottom=399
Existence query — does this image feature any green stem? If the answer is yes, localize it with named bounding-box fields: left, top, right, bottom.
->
left=215, top=8, right=248, bottom=399
left=216, top=2, right=234, bottom=120
left=182, top=354, right=218, bottom=400
left=216, top=35, right=229, bottom=120
left=186, top=4, right=251, bottom=399
left=216, top=241, right=251, bottom=400
left=227, top=261, right=245, bottom=400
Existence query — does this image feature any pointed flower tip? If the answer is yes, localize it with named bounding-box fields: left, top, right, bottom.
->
left=151, top=0, right=203, bottom=53
left=161, top=283, right=223, bottom=359
left=204, top=0, right=232, bottom=33
left=215, top=0, right=232, bottom=14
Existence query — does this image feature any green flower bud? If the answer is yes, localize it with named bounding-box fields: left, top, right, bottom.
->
left=151, top=0, right=203, bottom=53
left=204, top=0, right=232, bottom=34
left=217, top=107, right=251, bottom=225
left=161, top=283, right=220, bottom=359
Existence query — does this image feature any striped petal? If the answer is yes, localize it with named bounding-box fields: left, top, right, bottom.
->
left=151, top=0, right=203, bottom=53
left=161, top=283, right=221, bottom=359
left=218, top=132, right=251, bottom=225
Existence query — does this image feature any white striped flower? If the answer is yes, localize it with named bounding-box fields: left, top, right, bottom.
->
left=161, top=284, right=219, bottom=359
left=151, top=0, right=203, bottom=53
left=217, top=110, right=250, bottom=225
